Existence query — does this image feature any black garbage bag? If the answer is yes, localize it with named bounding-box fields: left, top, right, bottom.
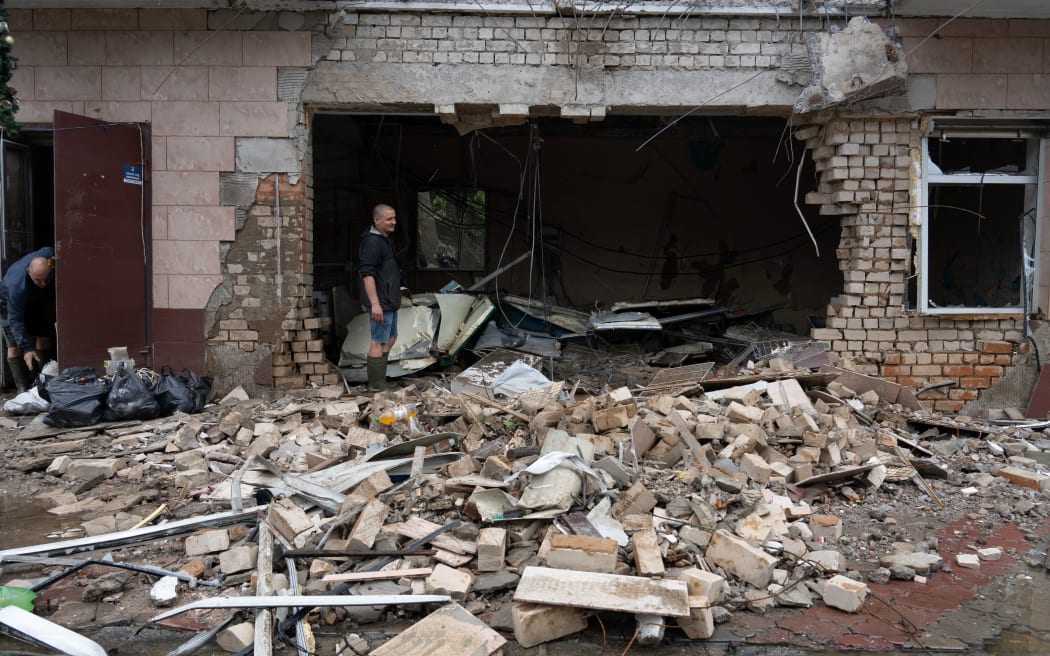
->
left=154, top=366, right=213, bottom=416
left=43, top=368, right=111, bottom=428
left=103, top=367, right=159, bottom=421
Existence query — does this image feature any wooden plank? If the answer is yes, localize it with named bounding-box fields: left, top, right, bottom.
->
left=348, top=498, right=391, bottom=550
left=513, top=566, right=689, bottom=617
left=322, top=567, right=432, bottom=583
left=370, top=602, right=506, bottom=656
left=390, top=516, right=477, bottom=555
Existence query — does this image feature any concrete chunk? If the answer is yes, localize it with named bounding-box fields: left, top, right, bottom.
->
left=66, top=458, right=122, bottom=480
left=149, top=575, right=179, bottom=607
left=217, top=621, right=255, bottom=652
left=477, top=527, right=508, bottom=572
left=424, top=563, right=475, bottom=601
left=822, top=574, right=868, bottom=613
left=612, top=481, right=657, bottom=519
left=678, top=595, right=714, bottom=639
left=679, top=568, right=725, bottom=603
left=976, top=547, right=1003, bottom=561
left=513, top=603, right=589, bottom=648
left=632, top=529, right=665, bottom=576
left=185, top=529, right=230, bottom=556
left=726, top=402, right=764, bottom=423
left=547, top=534, right=618, bottom=573
left=997, top=466, right=1050, bottom=491
left=706, top=529, right=777, bottom=589
left=956, top=553, right=980, bottom=569
left=219, top=544, right=258, bottom=574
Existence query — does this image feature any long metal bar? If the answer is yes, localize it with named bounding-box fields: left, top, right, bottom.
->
left=2, top=556, right=220, bottom=591
left=152, top=595, right=453, bottom=622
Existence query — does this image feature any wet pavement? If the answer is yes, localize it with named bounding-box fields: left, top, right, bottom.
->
left=0, top=485, right=75, bottom=549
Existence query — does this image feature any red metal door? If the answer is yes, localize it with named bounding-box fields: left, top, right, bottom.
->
left=53, top=111, right=150, bottom=370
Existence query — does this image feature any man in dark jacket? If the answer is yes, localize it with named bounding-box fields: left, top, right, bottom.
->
left=359, top=204, right=401, bottom=392
left=0, top=246, right=55, bottom=391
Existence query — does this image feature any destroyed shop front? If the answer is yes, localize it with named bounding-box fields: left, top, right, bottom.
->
left=5, top=1, right=1050, bottom=413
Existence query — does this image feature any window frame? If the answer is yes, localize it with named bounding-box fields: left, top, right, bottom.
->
left=917, top=124, right=1045, bottom=316
left=415, top=187, right=487, bottom=273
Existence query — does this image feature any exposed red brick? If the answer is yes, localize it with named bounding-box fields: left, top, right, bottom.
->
left=950, top=389, right=980, bottom=400
left=896, top=377, right=925, bottom=388
left=884, top=353, right=902, bottom=365
left=973, top=365, right=1004, bottom=377
left=960, top=376, right=991, bottom=389
left=934, top=400, right=966, bottom=412
left=978, top=340, right=1013, bottom=354
left=995, top=354, right=1012, bottom=365
left=882, top=365, right=911, bottom=376
left=931, top=353, right=948, bottom=364
left=962, top=353, right=980, bottom=364
left=979, top=354, right=995, bottom=364
left=901, top=354, right=918, bottom=365
left=912, top=364, right=942, bottom=376
left=947, top=353, right=964, bottom=364
left=942, top=365, right=974, bottom=376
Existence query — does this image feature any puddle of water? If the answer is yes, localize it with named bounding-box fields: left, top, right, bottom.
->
left=988, top=628, right=1050, bottom=654
left=0, top=487, right=74, bottom=549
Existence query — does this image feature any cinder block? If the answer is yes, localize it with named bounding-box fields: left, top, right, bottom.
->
left=996, top=466, right=1050, bottom=491
left=512, top=602, right=589, bottom=648
left=424, top=563, right=475, bottom=600
left=726, top=401, right=764, bottom=423
left=822, top=574, right=868, bottom=613
left=219, top=545, right=258, bottom=574
left=612, top=481, right=657, bottom=518
left=739, top=453, right=772, bottom=484
left=677, top=595, right=714, bottom=639
left=679, top=568, right=725, bottom=603
left=705, top=529, right=777, bottom=589
left=607, top=386, right=633, bottom=405
left=477, top=527, right=508, bottom=572
left=217, top=621, right=255, bottom=652
left=547, top=534, right=618, bottom=573
left=593, top=404, right=635, bottom=431
left=807, top=550, right=843, bottom=573
left=976, top=547, right=1002, bottom=561
left=185, top=529, right=230, bottom=556
left=810, top=515, right=842, bottom=543
left=956, top=553, right=980, bottom=569
left=632, top=529, right=665, bottom=576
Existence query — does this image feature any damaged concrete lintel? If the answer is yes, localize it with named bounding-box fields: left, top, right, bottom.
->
left=236, top=138, right=302, bottom=174
left=321, top=1, right=887, bottom=18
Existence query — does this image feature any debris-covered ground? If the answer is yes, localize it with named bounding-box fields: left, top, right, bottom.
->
left=2, top=354, right=1050, bottom=655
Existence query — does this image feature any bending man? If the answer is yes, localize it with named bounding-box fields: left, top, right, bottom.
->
left=358, top=204, right=401, bottom=392
left=0, top=246, right=55, bottom=391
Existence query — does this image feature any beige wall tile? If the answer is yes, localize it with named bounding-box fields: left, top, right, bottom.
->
left=32, top=10, right=71, bottom=31
left=7, top=10, right=34, bottom=30
left=73, top=9, right=138, bottom=31
left=139, top=9, right=208, bottom=31
left=151, top=101, right=220, bottom=136
left=209, top=66, right=276, bottom=101
left=11, top=67, right=34, bottom=101
left=153, top=206, right=168, bottom=241
left=102, top=67, right=141, bottom=101
left=242, top=32, right=312, bottom=67
left=141, top=65, right=209, bottom=101
left=167, top=274, right=223, bottom=309
left=35, top=66, right=101, bottom=101
left=973, top=38, right=1043, bottom=74
left=903, top=37, right=972, bottom=74
left=153, top=274, right=170, bottom=309
left=153, top=171, right=220, bottom=204
left=153, top=171, right=220, bottom=206
left=68, top=32, right=107, bottom=65
left=219, top=102, right=288, bottom=137
left=16, top=101, right=80, bottom=123
left=937, top=19, right=1009, bottom=38
left=935, top=74, right=1007, bottom=109
left=166, top=136, right=235, bottom=171
left=82, top=101, right=152, bottom=123
left=1007, top=74, right=1050, bottom=109
left=153, top=239, right=220, bottom=274
left=152, top=136, right=167, bottom=172
left=168, top=206, right=236, bottom=241
left=15, top=32, right=68, bottom=66
left=174, top=31, right=242, bottom=66
left=106, top=32, right=174, bottom=66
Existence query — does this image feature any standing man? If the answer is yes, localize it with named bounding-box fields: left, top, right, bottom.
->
left=0, top=246, right=55, bottom=391
left=359, top=204, right=401, bottom=392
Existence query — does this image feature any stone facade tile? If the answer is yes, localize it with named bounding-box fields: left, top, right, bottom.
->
left=153, top=239, right=221, bottom=275
left=935, top=74, right=1007, bottom=109
left=1007, top=75, right=1050, bottom=110
left=68, top=32, right=107, bottom=65
left=106, top=31, right=174, bottom=66
left=937, top=19, right=1008, bottom=38
left=102, top=67, right=141, bottom=101
left=151, top=101, right=220, bottom=136
left=153, top=206, right=168, bottom=241
left=167, top=274, right=223, bottom=309
left=139, top=9, right=208, bottom=31
left=72, top=9, right=139, bottom=31
left=242, top=32, right=312, bottom=66
left=140, top=65, right=209, bottom=101
left=973, top=38, right=1043, bottom=74
left=153, top=171, right=220, bottom=206
left=16, top=32, right=68, bottom=66
left=11, top=66, right=34, bottom=101
left=82, top=101, right=151, bottom=122
left=1010, top=19, right=1050, bottom=38
left=32, top=10, right=72, bottom=31
left=35, top=67, right=100, bottom=101
left=903, top=37, right=972, bottom=74
left=16, top=101, right=81, bottom=123
left=168, top=206, right=236, bottom=241
left=152, top=136, right=167, bottom=172
left=174, top=32, right=243, bottom=66
left=153, top=274, right=170, bottom=309
left=166, top=136, right=235, bottom=171
left=219, top=102, right=288, bottom=137
left=209, top=66, right=277, bottom=101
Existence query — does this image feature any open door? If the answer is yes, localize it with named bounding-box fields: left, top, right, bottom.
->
left=54, top=111, right=150, bottom=370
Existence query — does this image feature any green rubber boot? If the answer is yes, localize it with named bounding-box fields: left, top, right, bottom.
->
left=7, top=357, right=31, bottom=393
left=366, top=355, right=387, bottom=393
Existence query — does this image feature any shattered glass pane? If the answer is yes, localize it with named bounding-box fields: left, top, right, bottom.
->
left=927, top=137, right=1031, bottom=175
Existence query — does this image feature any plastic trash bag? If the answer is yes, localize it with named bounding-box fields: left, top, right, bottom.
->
left=154, top=367, right=212, bottom=416
left=43, top=368, right=110, bottom=428
left=103, top=367, right=159, bottom=421
left=3, top=387, right=50, bottom=415
left=34, top=360, right=60, bottom=402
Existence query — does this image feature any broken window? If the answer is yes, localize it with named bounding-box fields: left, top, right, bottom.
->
left=416, top=189, right=486, bottom=271
left=919, top=130, right=1041, bottom=314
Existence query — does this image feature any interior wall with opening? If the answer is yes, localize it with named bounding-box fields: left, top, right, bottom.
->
left=311, top=113, right=840, bottom=354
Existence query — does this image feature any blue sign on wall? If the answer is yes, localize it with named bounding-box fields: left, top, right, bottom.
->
left=123, top=164, right=142, bottom=185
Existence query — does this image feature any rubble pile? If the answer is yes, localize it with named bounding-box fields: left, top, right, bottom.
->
left=2, top=357, right=1050, bottom=653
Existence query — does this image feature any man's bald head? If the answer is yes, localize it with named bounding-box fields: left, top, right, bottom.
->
left=372, top=204, right=395, bottom=220
left=28, top=257, right=54, bottom=288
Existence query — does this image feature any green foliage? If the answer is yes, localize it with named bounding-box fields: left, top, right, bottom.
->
left=0, top=8, right=20, bottom=136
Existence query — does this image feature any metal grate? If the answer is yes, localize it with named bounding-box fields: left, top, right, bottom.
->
left=648, top=362, right=715, bottom=388
left=751, top=340, right=830, bottom=364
